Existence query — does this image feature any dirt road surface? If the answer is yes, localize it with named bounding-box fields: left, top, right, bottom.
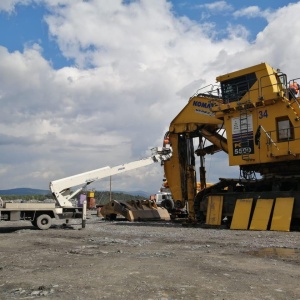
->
left=0, top=212, right=299, bottom=300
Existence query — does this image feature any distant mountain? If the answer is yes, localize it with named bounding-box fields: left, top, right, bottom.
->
left=121, top=190, right=150, bottom=198
left=99, top=190, right=150, bottom=198
left=0, top=188, right=50, bottom=196
left=0, top=188, right=150, bottom=198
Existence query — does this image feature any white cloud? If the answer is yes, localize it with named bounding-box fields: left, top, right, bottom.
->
left=226, top=23, right=250, bottom=40
left=196, top=1, right=233, bottom=13
left=0, top=0, right=32, bottom=13
left=229, top=2, right=300, bottom=77
left=233, top=6, right=271, bottom=19
left=0, top=0, right=300, bottom=195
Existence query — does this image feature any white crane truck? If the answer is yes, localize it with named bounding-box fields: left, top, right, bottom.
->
left=0, top=146, right=172, bottom=230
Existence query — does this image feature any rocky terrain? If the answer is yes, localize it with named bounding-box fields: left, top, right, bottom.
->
left=0, top=212, right=299, bottom=300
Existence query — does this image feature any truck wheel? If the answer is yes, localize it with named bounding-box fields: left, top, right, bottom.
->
left=36, top=214, right=52, bottom=230
left=162, top=199, right=174, bottom=210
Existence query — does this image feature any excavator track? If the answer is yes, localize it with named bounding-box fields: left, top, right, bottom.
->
left=194, top=178, right=300, bottom=231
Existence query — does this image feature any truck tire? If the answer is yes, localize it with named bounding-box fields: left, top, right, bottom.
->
left=36, top=214, right=52, bottom=230
left=161, top=199, right=174, bottom=210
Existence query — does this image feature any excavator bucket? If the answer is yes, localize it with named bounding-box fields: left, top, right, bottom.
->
left=100, top=199, right=171, bottom=221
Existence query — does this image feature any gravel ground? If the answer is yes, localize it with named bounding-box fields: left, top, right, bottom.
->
left=0, top=212, right=300, bottom=300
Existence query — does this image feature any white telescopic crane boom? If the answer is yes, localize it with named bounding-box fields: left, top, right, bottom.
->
left=49, top=146, right=172, bottom=207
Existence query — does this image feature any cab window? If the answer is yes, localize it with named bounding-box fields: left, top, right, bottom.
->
left=276, top=116, right=294, bottom=141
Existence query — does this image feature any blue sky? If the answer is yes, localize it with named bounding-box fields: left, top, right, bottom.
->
left=1, top=0, right=298, bottom=69
left=0, top=4, right=68, bottom=68
left=0, top=0, right=300, bottom=192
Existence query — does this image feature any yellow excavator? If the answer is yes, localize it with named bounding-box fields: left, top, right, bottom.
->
left=163, top=62, right=300, bottom=231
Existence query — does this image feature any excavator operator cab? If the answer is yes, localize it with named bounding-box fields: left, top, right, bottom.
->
left=220, top=72, right=257, bottom=104
left=215, top=63, right=287, bottom=106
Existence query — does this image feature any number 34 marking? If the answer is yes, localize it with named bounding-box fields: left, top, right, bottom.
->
left=258, top=109, right=268, bottom=119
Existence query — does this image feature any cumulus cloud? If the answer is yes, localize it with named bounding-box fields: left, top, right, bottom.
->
left=0, top=0, right=300, bottom=193
left=195, top=1, right=233, bottom=13
left=0, top=0, right=32, bottom=13
left=233, top=6, right=271, bottom=19
left=230, top=2, right=300, bottom=77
